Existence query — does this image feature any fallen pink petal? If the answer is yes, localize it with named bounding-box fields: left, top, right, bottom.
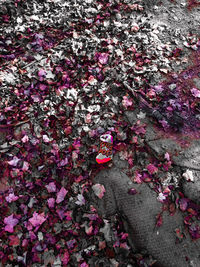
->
left=45, top=182, right=57, bottom=193
left=47, top=198, right=55, bottom=208
left=98, top=53, right=109, bottom=65
left=191, top=88, right=200, bottom=98
left=5, top=193, right=19, bottom=203
left=22, top=161, right=29, bottom=171
left=56, top=187, right=68, bottom=204
left=21, top=135, right=29, bottom=143
left=147, top=164, right=159, bottom=175
left=7, top=156, right=20, bottom=167
left=29, top=212, right=47, bottom=227
left=4, top=214, right=19, bottom=233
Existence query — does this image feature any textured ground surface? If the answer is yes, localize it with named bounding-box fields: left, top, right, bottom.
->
left=90, top=1, right=200, bottom=264
left=92, top=159, right=200, bottom=267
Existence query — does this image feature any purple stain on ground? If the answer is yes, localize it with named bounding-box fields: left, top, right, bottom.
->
left=141, top=48, right=200, bottom=138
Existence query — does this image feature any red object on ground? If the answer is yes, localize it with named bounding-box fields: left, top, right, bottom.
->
left=96, top=134, right=113, bottom=164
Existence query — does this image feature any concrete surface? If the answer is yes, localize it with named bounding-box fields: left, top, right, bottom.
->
left=92, top=167, right=200, bottom=267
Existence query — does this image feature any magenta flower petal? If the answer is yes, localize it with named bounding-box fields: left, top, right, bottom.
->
left=21, top=135, right=29, bottom=143
left=47, top=198, right=55, bottom=208
left=5, top=193, right=19, bottom=203
left=38, top=69, right=46, bottom=77
left=45, top=182, right=57, bottom=193
left=56, top=187, right=68, bottom=204
left=98, top=53, right=109, bottom=64
left=164, top=152, right=170, bottom=161
left=22, top=161, right=29, bottom=171
left=191, top=88, right=200, bottom=98
left=4, top=214, right=19, bottom=233
left=7, top=156, right=20, bottom=167
left=29, top=212, right=46, bottom=227
left=62, top=250, right=70, bottom=265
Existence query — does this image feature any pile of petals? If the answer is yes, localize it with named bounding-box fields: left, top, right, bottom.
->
left=0, top=0, right=199, bottom=266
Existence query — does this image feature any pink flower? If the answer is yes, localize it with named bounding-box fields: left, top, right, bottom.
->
left=147, top=164, right=158, bottom=175
left=47, top=198, right=55, bottom=208
left=45, top=182, right=57, bottom=193
left=9, top=235, right=20, bottom=246
left=120, top=242, right=130, bottom=249
left=92, top=184, right=106, bottom=199
left=65, top=211, right=72, bottom=221
left=5, top=193, right=19, bottom=203
left=51, top=143, right=59, bottom=156
left=98, top=53, right=109, bottom=64
left=4, top=214, right=19, bottom=233
left=22, top=239, right=28, bottom=247
left=56, top=187, right=68, bottom=204
left=133, top=122, right=146, bottom=135
left=29, top=212, right=47, bottom=227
